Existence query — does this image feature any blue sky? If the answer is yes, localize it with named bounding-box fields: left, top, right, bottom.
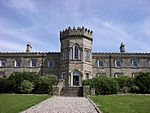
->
left=0, top=0, right=150, bottom=53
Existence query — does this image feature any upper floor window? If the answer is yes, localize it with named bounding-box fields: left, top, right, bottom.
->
left=14, top=60, right=21, bottom=67
left=86, top=73, right=90, bottom=79
left=30, top=59, right=36, bottom=67
left=73, top=44, right=80, bottom=60
left=62, top=51, right=67, bottom=60
left=85, top=50, right=90, bottom=61
left=97, top=60, right=104, bottom=68
left=115, top=59, right=122, bottom=68
left=0, top=60, right=5, bottom=67
left=148, top=60, right=150, bottom=67
left=132, top=60, right=139, bottom=68
left=48, top=60, right=54, bottom=68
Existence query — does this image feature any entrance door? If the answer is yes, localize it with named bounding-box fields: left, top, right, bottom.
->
left=72, top=70, right=80, bottom=86
left=73, top=76, right=79, bottom=86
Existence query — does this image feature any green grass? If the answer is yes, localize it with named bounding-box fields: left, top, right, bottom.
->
left=0, top=94, right=49, bottom=113
left=91, top=95, right=150, bottom=113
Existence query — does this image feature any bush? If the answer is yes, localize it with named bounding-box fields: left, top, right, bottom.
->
left=20, top=80, right=34, bottom=94
left=8, top=72, right=39, bottom=93
left=130, top=85, right=140, bottom=93
left=0, top=78, right=12, bottom=93
left=83, top=76, right=119, bottom=95
left=34, top=75, right=58, bottom=94
left=114, top=76, right=134, bottom=93
left=134, top=72, right=150, bottom=93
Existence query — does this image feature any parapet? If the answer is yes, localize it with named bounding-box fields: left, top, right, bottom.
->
left=60, top=27, right=93, bottom=41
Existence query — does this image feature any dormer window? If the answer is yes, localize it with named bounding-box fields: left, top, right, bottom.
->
left=115, top=59, right=122, bottom=68
left=73, top=44, right=80, bottom=60
left=0, top=60, right=5, bottom=67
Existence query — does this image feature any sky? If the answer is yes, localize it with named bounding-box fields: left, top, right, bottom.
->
left=0, top=0, right=150, bottom=53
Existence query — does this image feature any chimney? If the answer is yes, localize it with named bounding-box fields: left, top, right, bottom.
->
left=26, top=42, right=32, bottom=53
left=120, top=42, right=125, bottom=53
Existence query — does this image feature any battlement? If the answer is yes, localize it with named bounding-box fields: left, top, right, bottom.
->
left=60, top=27, right=93, bottom=41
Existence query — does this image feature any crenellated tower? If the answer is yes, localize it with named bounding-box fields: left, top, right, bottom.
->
left=60, top=27, right=93, bottom=86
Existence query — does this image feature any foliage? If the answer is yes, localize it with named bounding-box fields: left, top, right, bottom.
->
left=130, top=85, right=140, bottom=93
left=114, top=76, right=134, bottom=93
left=0, top=94, right=49, bottom=113
left=8, top=72, right=38, bottom=93
left=34, top=75, right=58, bottom=94
left=83, top=77, right=119, bottom=95
left=20, top=80, right=34, bottom=94
left=0, top=78, right=12, bottom=93
left=133, top=72, right=150, bottom=93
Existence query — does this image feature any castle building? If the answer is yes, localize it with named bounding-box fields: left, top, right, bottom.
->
left=0, top=27, right=150, bottom=86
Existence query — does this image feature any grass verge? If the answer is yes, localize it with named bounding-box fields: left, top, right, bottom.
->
left=0, top=94, right=49, bottom=113
left=91, top=95, right=150, bottom=113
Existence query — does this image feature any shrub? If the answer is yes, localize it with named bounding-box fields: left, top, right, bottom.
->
left=20, top=80, right=34, bottom=94
left=0, top=78, right=12, bottom=93
left=134, top=72, right=150, bottom=93
left=114, top=76, right=134, bottom=93
left=8, top=72, right=39, bottom=93
left=34, top=75, right=58, bottom=94
left=83, top=76, right=119, bottom=95
left=130, top=85, right=140, bottom=93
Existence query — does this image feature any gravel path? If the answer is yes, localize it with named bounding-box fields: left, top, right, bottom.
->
left=21, top=96, right=98, bottom=113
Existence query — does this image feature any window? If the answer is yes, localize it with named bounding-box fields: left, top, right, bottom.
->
left=132, top=60, right=139, bottom=68
left=30, top=59, right=36, bottom=67
left=0, top=71, right=5, bottom=78
left=115, top=59, right=122, bottom=68
left=97, top=60, right=104, bottom=68
left=74, top=46, right=78, bottom=59
left=96, top=73, right=106, bottom=77
left=0, top=60, right=5, bottom=67
left=148, top=60, right=150, bottom=67
left=61, top=72, right=66, bottom=79
left=85, top=50, right=90, bottom=61
left=132, top=73, right=140, bottom=77
left=14, top=60, right=21, bottom=67
left=48, top=60, right=54, bottom=68
left=73, top=44, right=80, bottom=60
left=114, top=73, right=123, bottom=77
left=86, top=73, right=89, bottom=79
left=62, top=51, right=67, bottom=60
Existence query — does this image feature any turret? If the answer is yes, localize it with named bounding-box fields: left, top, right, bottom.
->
left=26, top=42, right=32, bottom=53
left=120, top=42, right=125, bottom=53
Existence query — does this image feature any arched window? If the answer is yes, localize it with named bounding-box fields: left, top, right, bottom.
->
left=73, top=44, right=80, bottom=60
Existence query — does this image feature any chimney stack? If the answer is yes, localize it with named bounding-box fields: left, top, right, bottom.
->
left=26, top=42, right=32, bottom=53
left=120, top=42, right=125, bottom=53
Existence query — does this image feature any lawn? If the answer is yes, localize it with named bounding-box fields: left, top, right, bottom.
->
left=0, top=94, right=49, bottom=113
left=91, top=95, right=150, bottom=113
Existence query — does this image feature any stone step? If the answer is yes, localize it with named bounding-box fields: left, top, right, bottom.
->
left=60, top=86, right=83, bottom=97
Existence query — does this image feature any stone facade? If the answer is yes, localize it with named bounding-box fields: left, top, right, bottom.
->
left=0, top=27, right=150, bottom=86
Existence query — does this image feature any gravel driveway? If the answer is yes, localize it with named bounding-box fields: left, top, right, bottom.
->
left=21, top=96, right=98, bottom=113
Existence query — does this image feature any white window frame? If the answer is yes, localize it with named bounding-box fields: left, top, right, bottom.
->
left=115, top=59, right=122, bottom=68
left=14, top=60, right=21, bottom=67
left=30, top=59, right=37, bottom=67
left=0, top=60, right=5, bottom=67
left=97, top=60, right=104, bottom=68
left=114, top=73, right=124, bottom=77
left=48, top=60, right=54, bottom=68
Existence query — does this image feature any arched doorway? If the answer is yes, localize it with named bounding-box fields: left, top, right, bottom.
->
left=71, top=70, right=82, bottom=86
